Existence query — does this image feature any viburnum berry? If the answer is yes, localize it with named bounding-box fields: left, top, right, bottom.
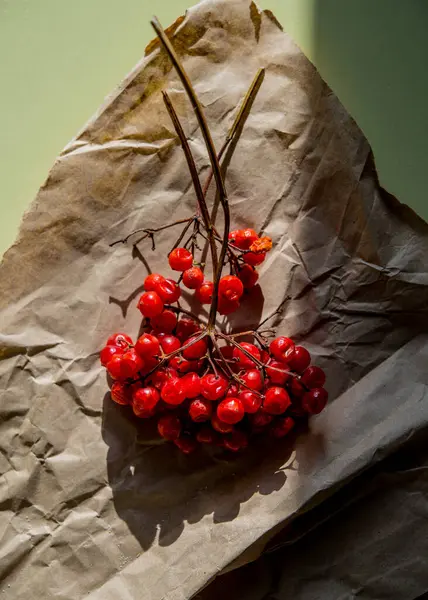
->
left=289, top=377, right=305, bottom=398
left=270, top=416, right=295, bottom=438
left=263, top=386, right=291, bottom=415
left=161, top=378, right=186, bottom=405
left=150, top=309, right=177, bottom=333
left=250, top=411, right=273, bottom=430
left=239, top=390, right=262, bottom=413
left=110, top=381, right=131, bottom=405
left=144, top=273, right=165, bottom=292
left=302, top=387, right=328, bottom=414
left=168, top=356, right=193, bottom=373
left=195, top=280, right=214, bottom=304
left=250, top=236, right=272, bottom=254
left=226, top=383, right=239, bottom=397
left=133, top=386, right=160, bottom=412
left=138, top=291, right=164, bottom=318
left=182, top=335, right=207, bottom=360
left=157, top=414, right=181, bottom=440
left=241, top=369, right=263, bottom=391
left=237, top=264, right=259, bottom=289
left=189, top=397, right=212, bottom=422
left=232, top=342, right=261, bottom=369
left=168, top=247, right=193, bottom=271
left=176, top=317, right=200, bottom=342
left=211, top=413, right=234, bottom=433
left=200, top=373, right=228, bottom=401
left=174, top=435, right=198, bottom=454
left=266, top=360, right=289, bottom=385
left=106, top=354, right=126, bottom=380
left=229, top=228, right=258, bottom=250
left=243, top=251, right=266, bottom=266
left=220, top=345, right=234, bottom=360
left=182, top=266, right=204, bottom=289
left=269, top=336, right=295, bottom=363
left=159, top=334, right=181, bottom=355
left=287, top=346, right=311, bottom=373
left=196, top=426, right=218, bottom=444
left=218, top=275, right=244, bottom=302
left=223, top=430, right=248, bottom=451
left=150, top=367, right=176, bottom=389
left=155, top=278, right=181, bottom=303
left=100, top=345, right=122, bottom=367
left=218, top=296, right=240, bottom=315
left=121, top=348, right=144, bottom=378
left=181, top=372, right=202, bottom=398
left=301, top=366, right=326, bottom=389
left=217, top=397, right=245, bottom=424
left=106, top=333, right=133, bottom=350
left=135, top=333, right=160, bottom=358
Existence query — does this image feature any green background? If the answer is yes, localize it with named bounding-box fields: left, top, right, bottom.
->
left=1, top=0, right=427, bottom=256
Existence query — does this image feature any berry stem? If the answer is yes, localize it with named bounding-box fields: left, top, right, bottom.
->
left=109, top=217, right=194, bottom=247
left=162, top=91, right=219, bottom=274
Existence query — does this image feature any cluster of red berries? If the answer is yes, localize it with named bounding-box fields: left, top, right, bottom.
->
left=100, top=314, right=328, bottom=454
left=137, top=227, right=271, bottom=319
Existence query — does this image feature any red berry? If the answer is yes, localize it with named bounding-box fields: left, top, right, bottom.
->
left=217, top=397, right=245, bottom=424
left=182, top=335, right=207, bottom=360
left=196, top=426, right=218, bottom=444
left=200, top=373, right=228, bottom=401
left=138, top=291, right=164, bottom=318
left=176, top=317, right=200, bottom=342
left=144, top=273, right=165, bottom=292
left=250, top=411, right=273, bottom=430
left=182, top=267, right=204, bottom=289
left=168, top=356, right=193, bottom=373
left=302, top=387, right=328, bottom=414
left=174, top=435, right=198, bottom=454
left=168, top=247, right=193, bottom=271
left=218, top=296, right=240, bottom=315
left=161, top=378, right=186, bottom=405
left=269, top=336, right=295, bottom=363
left=266, top=360, right=289, bottom=385
left=133, top=386, right=160, bottom=413
left=106, top=354, right=126, bottom=380
left=232, top=342, right=260, bottom=369
left=239, top=390, right=262, bottom=413
left=155, top=278, right=181, bottom=303
left=151, top=367, right=177, bottom=389
left=223, top=430, right=248, bottom=451
left=135, top=333, right=160, bottom=358
left=211, top=413, right=234, bottom=433
left=226, top=383, right=239, bottom=397
left=229, top=228, right=258, bottom=250
left=100, top=345, right=122, bottom=366
left=218, top=275, right=244, bottom=302
left=241, top=369, right=263, bottom=391
left=111, top=381, right=131, bottom=405
left=289, top=377, right=305, bottom=398
left=270, top=416, right=295, bottom=438
left=264, top=387, right=291, bottom=415
left=157, top=414, right=181, bottom=440
left=195, top=280, right=214, bottom=304
left=301, top=366, right=326, bottom=389
left=120, top=348, right=144, bottom=378
left=159, top=334, right=181, bottom=355
left=181, top=372, right=202, bottom=398
left=237, top=264, right=259, bottom=289
left=189, top=397, right=212, bottom=422
left=150, top=309, right=177, bottom=333
left=106, top=333, right=133, bottom=350
left=287, top=346, right=311, bottom=373
left=243, top=251, right=266, bottom=266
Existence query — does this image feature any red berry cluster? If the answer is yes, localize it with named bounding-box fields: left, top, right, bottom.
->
left=101, top=309, right=327, bottom=453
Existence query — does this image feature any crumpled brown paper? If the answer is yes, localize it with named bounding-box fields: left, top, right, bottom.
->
left=1, top=1, right=428, bottom=599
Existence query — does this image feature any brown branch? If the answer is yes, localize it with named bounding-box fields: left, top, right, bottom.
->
left=110, top=217, right=194, bottom=247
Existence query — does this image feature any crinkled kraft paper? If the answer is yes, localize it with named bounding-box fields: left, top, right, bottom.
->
left=1, top=1, right=428, bottom=599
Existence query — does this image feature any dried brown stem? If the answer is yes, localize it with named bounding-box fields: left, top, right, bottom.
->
left=110, top=217, right=194, bottom=247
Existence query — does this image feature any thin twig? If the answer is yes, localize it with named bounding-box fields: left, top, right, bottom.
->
left=109, top=217, right=194, bottom=247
